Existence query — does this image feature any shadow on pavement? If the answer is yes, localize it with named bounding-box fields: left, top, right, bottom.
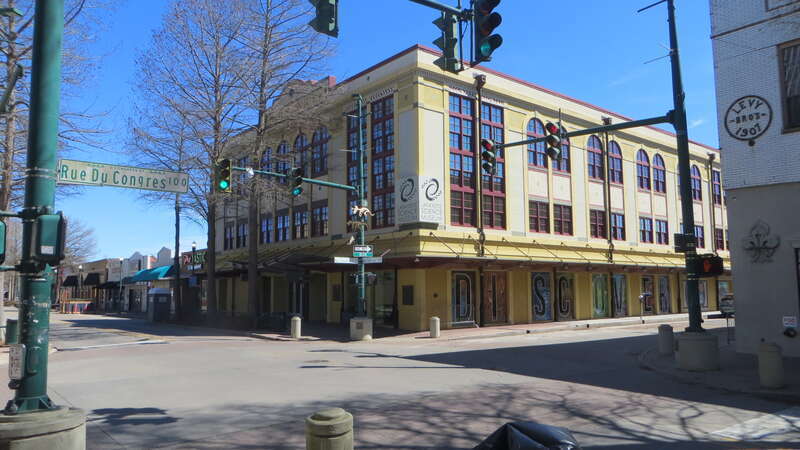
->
left=90, top=407, right=179, bottom=427
left=57, top=316, right=239, bottom=338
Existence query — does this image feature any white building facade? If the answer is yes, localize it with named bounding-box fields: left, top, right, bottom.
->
left=710, top=0, right=800, bottom=356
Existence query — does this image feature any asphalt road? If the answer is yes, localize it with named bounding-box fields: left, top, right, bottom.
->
left=2, top=313, right=798, bottom=449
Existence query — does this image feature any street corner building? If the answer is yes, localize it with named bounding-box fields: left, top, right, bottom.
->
left=212, top=44, right=732, bottom=333
left=710, top=0, right=800, bottom=356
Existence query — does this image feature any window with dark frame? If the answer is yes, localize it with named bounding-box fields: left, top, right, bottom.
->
left=587, top=135, right=604, bottom=180
left=449, top=94, right=477, bottom=227
left=611, top=213, right=625, bottom=240
left=236, top=222, right=247, bottom=248
left=311, top=127, right=329, bottom=176
left=653, top=154, right=666, bottom=193
left=608, top=141, right=623, bottom=184
left=639, top=217, right=653, bottom=243
left=346, top=109, right=367, bottom=232
left=781, top=41, right=800, bottom=130
left=655, top=219, right=669, bottom=245
left=276, top=141, right=289, bottom=183
left=276, top=211, right=290, bottom=242
left=528, top=200, right=549, bottom=233
left=712, top=170, right=722, bottom=205
left=293, top=207, right=309, bottom=240
left=481, top=102, right=506, bottom=229
left=552, top=134, right=570, bottom=173
left=553, top=204, right=572, bottom=235
left=636, top=149, right=651, bottom=190
left=715, top=228, right=724, bottom=251
left=260, top=215, right=273, bottom=244
left=694, top=225, right=705, bottom=248
left=371, top=95, right=395, bottom=229
left=311, top=203, right=329, bottom=237
left=691, top=165, right=702, bottom=201
left=589, top=209, right=607, bottom=239
left=224, top=223, right=234, bottom=250
left=527, top=118, right=546, bottom=168
left=725, top=229, right=729, bottom=250
left=294, top=134, right=308, bottom=170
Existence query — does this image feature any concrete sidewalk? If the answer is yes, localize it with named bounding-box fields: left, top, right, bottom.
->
left=639, top=328, right=800, bottom=403
left=245, top=311, right=723, bottom=343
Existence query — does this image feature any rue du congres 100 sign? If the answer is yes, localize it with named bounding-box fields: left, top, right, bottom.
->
left=57, top=159, right=189, bottom=194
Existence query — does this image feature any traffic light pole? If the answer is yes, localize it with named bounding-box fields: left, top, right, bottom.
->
left=355, top=94, right=367, bottom=317
left=6, top=0, right=63, bottom=414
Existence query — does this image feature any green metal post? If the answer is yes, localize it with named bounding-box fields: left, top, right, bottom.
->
left=5, top=0, right=63, bottom=413
left=667, top=0, right=703, bottom=332
left=355, top=94, right=366, bottom=317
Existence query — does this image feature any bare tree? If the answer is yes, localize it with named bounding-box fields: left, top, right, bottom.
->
left=130, top=0, right=253, bottom=320
left=63, top=216, right=97, bottom=266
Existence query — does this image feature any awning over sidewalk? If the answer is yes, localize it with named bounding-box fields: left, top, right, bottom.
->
left=98, top=281, right=119, bottom=289
left=61, top=275, right=78, bottom=287
left=83, top=272, right=101, bottom=286
left=128, top=265, right=176, bottom=283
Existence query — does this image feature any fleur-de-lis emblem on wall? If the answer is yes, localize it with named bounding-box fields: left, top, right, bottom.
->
left=742, top=220, right=780, bottom=263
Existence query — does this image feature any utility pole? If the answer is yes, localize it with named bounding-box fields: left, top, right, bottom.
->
left=354, top=94, right=367, bottom=317
left=5, top=0, right=62, bottom=413
left=474, top=74, right=486, bottom=328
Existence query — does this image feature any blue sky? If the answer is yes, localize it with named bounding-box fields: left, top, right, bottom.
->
left=59, top=0, right=719, bottom=261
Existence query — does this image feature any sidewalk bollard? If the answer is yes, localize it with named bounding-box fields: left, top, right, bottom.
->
left=430, top=316, right=440, bottom=338
left=658, top=324, right=674, bottom=356
left=291, top=315, right=301, bottom=339
left=758, top=342, right=784, bottom=389
left=6, top=318, right=18, bottom=345
left=305, top=407, right=353, bottom=450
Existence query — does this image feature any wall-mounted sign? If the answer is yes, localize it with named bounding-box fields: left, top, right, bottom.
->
left=724, top=95, right=772, bottom=144
left=396, top=176, right=444, bottom=225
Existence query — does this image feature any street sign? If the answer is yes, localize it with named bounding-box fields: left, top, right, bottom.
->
left=362, top=256, right=383, bottom=264
left=8, top=344, right=25, bottom=380
left=333, top=256, right=357, bottom=264
left=353, top=245, right=373, bottom=257
left=57, top=159, right=189, bottom=194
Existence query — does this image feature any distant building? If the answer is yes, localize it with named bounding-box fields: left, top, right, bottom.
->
left=710, top=0, right=800, bottom=355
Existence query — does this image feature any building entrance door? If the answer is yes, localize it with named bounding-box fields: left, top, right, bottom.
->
left=483, top=271, right=508, bottom=324
left=451, top=272, right=474, bottom=324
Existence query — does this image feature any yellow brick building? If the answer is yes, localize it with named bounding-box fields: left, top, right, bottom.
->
left=214, top=45, right=731, bottom=332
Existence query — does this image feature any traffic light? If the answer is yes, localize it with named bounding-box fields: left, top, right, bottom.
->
left=544, top=122, right=562, bottom=160
left=215, top=158, right=232, bottom=193
left=289, top=167, right=304, bottom=196
left=308, top=0, right=338, bottom=37
left=696, top=254, right=724, bottom=277
left=480, top=139, right=497, bottom=174
left=473, top=0, right=502, bottom=64
left=433, top=12, right=462, bottom=74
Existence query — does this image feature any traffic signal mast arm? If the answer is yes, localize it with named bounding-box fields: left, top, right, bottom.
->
left=230, top=166, right=356, bottom=192
left=495, top=112, right=673, bottom=150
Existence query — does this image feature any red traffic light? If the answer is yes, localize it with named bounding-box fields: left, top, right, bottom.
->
left=481, top=138, right=495, bottom=152
left=545, top=122, right=559, bottom=135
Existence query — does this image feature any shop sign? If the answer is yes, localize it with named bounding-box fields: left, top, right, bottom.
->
left=724, top=95, right=772, bottom=144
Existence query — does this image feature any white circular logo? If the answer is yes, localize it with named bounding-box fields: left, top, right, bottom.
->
left=724, top=95, right=772, bottom=144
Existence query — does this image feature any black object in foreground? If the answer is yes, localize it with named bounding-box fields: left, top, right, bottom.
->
left=474, top=421, right=581, bottom=450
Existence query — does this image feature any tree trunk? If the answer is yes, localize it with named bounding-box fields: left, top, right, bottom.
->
left=247, top=184, right=259, bottom=329
left=206, top=197, right=217, bottom=321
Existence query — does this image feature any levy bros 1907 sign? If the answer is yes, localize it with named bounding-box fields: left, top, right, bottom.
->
left=57, top=159, right=189, bottom=194
left=724, top=95, right=772, bottom=144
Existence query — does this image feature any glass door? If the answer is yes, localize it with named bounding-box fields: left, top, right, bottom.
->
left=452, top=272, right=474, bottom=324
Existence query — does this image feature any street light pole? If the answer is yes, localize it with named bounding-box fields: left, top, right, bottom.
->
left=5, top=0, right=64, bottom=413
left=118, top=258, right=123, bottom=314
left=354, top=94, right=367, bottom=318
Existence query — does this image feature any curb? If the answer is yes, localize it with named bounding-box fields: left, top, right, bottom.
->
left=637, top=346, right=800, bottom=404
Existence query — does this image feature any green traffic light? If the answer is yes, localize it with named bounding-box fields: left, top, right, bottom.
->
left=291, top=186, right=303, bottom=196
left=219, top=180, right=229, bottom=190
left=478, top=35, right=503, bottom=58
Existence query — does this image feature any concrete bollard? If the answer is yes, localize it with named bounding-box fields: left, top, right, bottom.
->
left=676, top=332, right=720, bottom=371
left=430, top=316, right=440, bottom=338
left=758, top=342, right=784, bottom=389
left=305, top=407, right=353, bottom=450
left=658, top=324, right=674, bottom=356
left=291, top=315, right=301, bottom=339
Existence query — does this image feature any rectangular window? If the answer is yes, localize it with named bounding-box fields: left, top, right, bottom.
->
left=712, top=170, right=722, bottom=205
left=655, top=219, right=669, bottom=245
left=639, top=217, right=653, bottom=243
left=587, top=151, right=604, bottom=180
left=346, top=107, right=367, bottom=231
left=235, top=222, right=247, bottom=248
left=715, top=228, right=725, bottom=251
left=481, top=102, right=505, bottom=229
left=293, top=208, right=309, bottom=240
left=224, top=223, right=234, bottom=250
left=611, top=213, right=625, bottom=241
left=260, top=215, right=273, bottom=244
left=449, top=93, right=476, bottom=227
left=553, top=204, right=573, bottom=235
left=371, top=193, right=395, bottom=229
left=276, top=212, right=289, bottom=242
left=528, top=200, right=549, bottom=233
left=694, top=225, right=705, bottom=248
left=371, top=95, right=395, bottom=229
left=589, top=210, right=606, bottom=239
left=311, top=203, right=329, bottom=237
left=781, top=41, right=800, bottom=130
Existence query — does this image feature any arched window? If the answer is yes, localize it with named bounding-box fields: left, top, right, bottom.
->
left=653, top=154, right=666, bottom=193
left=311, top=127, right=329, bottom=176
left=636, top=149, right=651, bottom=190
left=294, top=134, right=308, bottom=168
left=608, top=141, right=623, bottom=183
left=552, top=135, right=570, bottom=173
left=587, top=135, right=604, bottom=180
left=691, top=165, right=702, bottom=200
left=526, top=118, right=546, bottom=168
left=276, top=141, right=289, bottom=182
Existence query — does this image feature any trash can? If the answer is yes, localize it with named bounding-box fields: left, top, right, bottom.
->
left=6, top=318, right=18, bottom=345
left=475, top=421, right=581, bottom=449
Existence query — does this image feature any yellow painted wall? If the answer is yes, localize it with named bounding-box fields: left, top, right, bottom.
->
left=426, top=269, right=450, bottom=328
left=397, top=269, right=426, bottom=331
left=309, top=273, right=326, bottom=322
left=510, top=271, right=529, bottom=324
left=574, top=272, right=592, bottom=320
left=327, top=272, right=342, bottom=324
